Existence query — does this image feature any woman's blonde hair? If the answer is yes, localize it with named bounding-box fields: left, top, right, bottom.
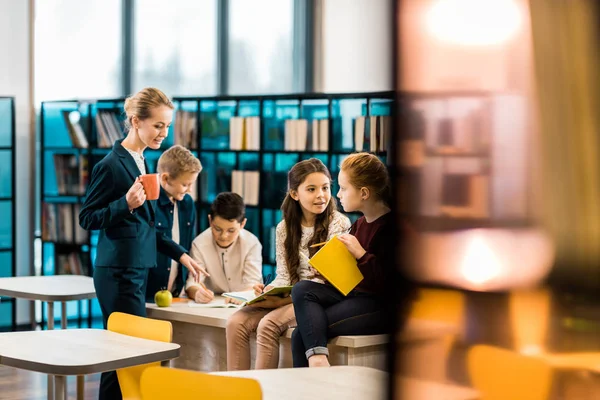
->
left=123, top=87, right=174, bottom=130
left=157, top=145, right=202, bottom=179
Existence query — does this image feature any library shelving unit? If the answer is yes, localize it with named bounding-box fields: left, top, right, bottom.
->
left=0, top=97, right=16, bottom=331
left=397, top=91, right=530, bottom=232
left=37, top=91, right=393, bottom=326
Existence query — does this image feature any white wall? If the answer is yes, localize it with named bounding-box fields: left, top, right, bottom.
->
left=319, top=0, right=393, bottom=93
left=0, top=0, right=33, bottom=325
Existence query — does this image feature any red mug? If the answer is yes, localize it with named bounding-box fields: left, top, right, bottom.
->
left=140, top=173, right=160, bottom=200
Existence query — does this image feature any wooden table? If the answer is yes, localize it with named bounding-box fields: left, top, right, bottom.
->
left=0, top=329, right=180, bottom=400
left=147, top=299, right=457, bottom=378
left=212, top=365, right=479, bottom=400
left=0, top=275, right=96, bottom=399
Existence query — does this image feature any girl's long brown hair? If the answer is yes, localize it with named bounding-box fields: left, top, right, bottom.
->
left=280, top=158, right=336, bottom=284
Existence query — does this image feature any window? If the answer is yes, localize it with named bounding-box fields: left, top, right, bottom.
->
left=228, top=0, right=295, bottom=94
left=133, top=0, right=218, bottom=96
left=34, top=0, right=123, bottom=103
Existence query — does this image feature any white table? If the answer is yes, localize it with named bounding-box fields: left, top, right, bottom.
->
left=0, top=275, right=96, bottom=399
left=212, top=365, right=479, bottom=400
left=0, top=328, right=180, bottom=400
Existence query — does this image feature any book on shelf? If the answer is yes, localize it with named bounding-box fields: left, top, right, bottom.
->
left=229, top=116, right=260, bottom=150
left=52, top=154, right=87, bottom=195
left=354, top=115, right=391, bottom=153
left=56, top=252, right=89, bottom=276
left=61, top=111, right=88, bottom=148
left=284, top=119, right=329, bottom=151
left=95, top=110, right=124, bottom=148
left=174, top=110, right=198, bottom=148
left=231, top=170, right=260, bottom=206
left=42, top=203, right=89, bottom=243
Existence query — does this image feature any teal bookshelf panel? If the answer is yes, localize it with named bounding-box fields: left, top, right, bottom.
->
left=200, top=100, right=236, bottom=150
left=262, top=100, right=300, bottom=150
left=0, top=302, right=10, bottom=328
left=42, top=242, right=54, bottom=275
left=261, top=208, right=282, bottom=265
left=244, top=207, right=259, bottom=239
left=144, top=149, right=162, bottom=173
left=0, top=251, right=11, bottom=279
left=238, top=152, right=259, bottom=170
left=199, top=152, right=236, bottom=203
left=0, top=201, right=11, bottom=248
left=238, top=100, right=260, bottom=117
left=370, top=98, right=393, bottom=116
left=300, top=99, right=329, bottom=120
left=0, top=98, right=13, bottom=147
left=331, top=98, right=367, bottom=152
left=262, top=153, right=295, bottom=210
left=0, top=150, right=12, bottom=197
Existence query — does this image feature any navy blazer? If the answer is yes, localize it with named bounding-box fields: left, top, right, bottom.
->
left=146, top=187, right=196, bottom=300
left=79, top=139, right=186, bottom=268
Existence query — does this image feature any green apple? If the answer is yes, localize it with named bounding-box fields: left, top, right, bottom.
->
left=155, top=288, right=173, bottom=307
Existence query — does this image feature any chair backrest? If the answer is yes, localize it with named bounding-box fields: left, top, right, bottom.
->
left=107, top=312, right=173, bottom=400
left=467, top=345, right=553, bottom=400
left=140, top=366, right=263, bottom=400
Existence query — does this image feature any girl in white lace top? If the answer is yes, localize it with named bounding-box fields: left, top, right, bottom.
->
left=226, top=158, right=351, bottom=371
left=269, top=212, right=350, bottom=287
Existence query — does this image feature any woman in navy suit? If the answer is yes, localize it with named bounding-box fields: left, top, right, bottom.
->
left=79, top=87, right=207, bottom=400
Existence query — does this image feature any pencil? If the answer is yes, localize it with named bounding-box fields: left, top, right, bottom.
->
left=309, top=241, right=328, bottom=248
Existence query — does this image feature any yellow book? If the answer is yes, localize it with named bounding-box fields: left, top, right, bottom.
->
left=308, top=237, right=364, bottom=296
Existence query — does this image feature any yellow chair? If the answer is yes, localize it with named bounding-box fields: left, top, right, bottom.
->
left=107, top=312, right=173, bottom=400
left=408, top=288, right=465, bottom=378
left=140, top=366, right=262, bottom=400
left=467, top=345, right=553, bottom=400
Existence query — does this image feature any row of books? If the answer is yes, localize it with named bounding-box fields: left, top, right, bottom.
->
left=283, top=119, right=329, bottom=151
left=53, top=154, right=88, bottom=196
left=231, top=170, right=260, bottom=206
left=42, top=203, right=89, bottom=243
left=96, top=110, right=125, bottom=148
left=230, top=117, right=260, bottom=150
left=419, top=156, right=490, bottom=218
left=354, top=115, right=392, bottom=152
left=62, top=111, right=88, bottom=148
left=56, top=252, right=89, bottom=276
left=174, top=110, right=198, bottom=149
left=405, top=105, right=490, bottom=155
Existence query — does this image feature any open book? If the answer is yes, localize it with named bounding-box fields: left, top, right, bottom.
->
left=222, top=286, right=293, bottom=306
left=308, top=236, right=364, bottom=296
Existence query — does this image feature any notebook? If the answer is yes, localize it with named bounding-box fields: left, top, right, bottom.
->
left=308, top=236, right=364, bottom=295
left=222, top=286, right=293, bottom=306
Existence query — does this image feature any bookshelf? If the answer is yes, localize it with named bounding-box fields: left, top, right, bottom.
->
left=397, top=91, right=530, bottom=231
left=37, top=92, right=393, bottom=326
left=0, top=97, right=16, bottom=331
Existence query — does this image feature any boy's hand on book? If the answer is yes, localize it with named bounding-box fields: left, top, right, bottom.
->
left=337, top=234, right=366, bottom=260
left=179, top=254, right=210, bottom=282
left=194, top=285, right=214, bottom=303
left=126, top=177, right=146, bottom=210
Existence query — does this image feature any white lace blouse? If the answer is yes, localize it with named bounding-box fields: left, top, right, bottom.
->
left=270, top=211, right=351, bottom=287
